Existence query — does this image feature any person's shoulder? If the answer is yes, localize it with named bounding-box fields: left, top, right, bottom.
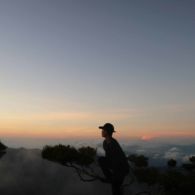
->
left=111, top=137, right=118, bottom=143
left=110, top=138, right=120, bottom=146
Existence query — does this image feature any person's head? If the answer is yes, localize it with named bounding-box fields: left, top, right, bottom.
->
left=99, top=123, right=115, bottom=138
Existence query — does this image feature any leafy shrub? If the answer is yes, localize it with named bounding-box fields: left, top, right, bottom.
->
left=42, top=144, right=96, bottom=166
left=134, top=167, right=160, bottom=185
left=189, top=156, right=195, bottom=164
left=128, top=154, right=148, bottom=167
left=77, top=146, right=96, bottom=166
left=167, top=159, right=177, bottom=168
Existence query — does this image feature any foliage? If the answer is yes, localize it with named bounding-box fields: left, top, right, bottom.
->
left=167, top=159, right=177, bottom=168
left=189, top=156, right=195, bottom=164
left=42, top=144, right=100, bottom=182
left=134, top=167, right=160, bottom=185
left=42, top=145, right=195, bottom=195
left=160, top=170, right=184, bottom=194
left=182, top=163, right=195, bottom=171
left=42, top=144, right=96, bottom=166
left=182, top=156, right=195, bottom=171
left=128, top=154, right=148, bottom=167
left=159, top=170, right=195, bottom=195
left=77, top=146, right=97, bottom=166
left=42, top=145, right=79, bottom=165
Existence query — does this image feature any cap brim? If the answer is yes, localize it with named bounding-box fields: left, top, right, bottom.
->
left=98, top=126, right=116, bottom=132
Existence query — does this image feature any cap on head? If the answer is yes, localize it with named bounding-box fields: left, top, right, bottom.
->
left=99, top=123, right=116, bottom=133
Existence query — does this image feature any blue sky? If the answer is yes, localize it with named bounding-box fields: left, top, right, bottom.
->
left=0, top=1, right=195, bottom=144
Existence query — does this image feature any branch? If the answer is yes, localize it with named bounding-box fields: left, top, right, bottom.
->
left=62, top=162, right=104, bottom=182
left=65, top=161, right=137, bottom=187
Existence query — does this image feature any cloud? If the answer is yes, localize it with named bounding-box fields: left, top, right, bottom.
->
left=182, top=154, right=195, bottom=163
left=0, top=147, right=155, bottom=195
left=1, top=142, right=195, bottom=194
left=0, top=148, right=110, bottom=195
left=163, top=147, right=183, bottom=160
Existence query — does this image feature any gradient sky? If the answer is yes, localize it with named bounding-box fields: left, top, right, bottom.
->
left=0, top=0, right=195, bottom=143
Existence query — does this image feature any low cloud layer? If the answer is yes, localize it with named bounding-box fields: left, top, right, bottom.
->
left=123, top=142, right=195, bottom=166
left=0, top=142, right=195, bottom=195
left=164, top=147, right=183, bottom=160
left=0, top=148, right=110, bottom=195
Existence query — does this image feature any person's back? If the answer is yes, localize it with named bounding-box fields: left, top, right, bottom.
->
left=103, top=137, right=129, bottom=173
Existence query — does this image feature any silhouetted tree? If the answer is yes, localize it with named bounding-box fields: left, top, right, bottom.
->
left=128, top=154, right=148, bottom=167
left=42, top=145, right=152, bottom=195
left=182, top=156, right=195, bottom=172
left=189, top=156, right=195, bottom=164
left=42, top=144, right=102, bottom=182
left=167, top=159, right=177, bottom=168
left=127, top=155, right=195, bottom=195
left=134, top=167, right=161, bottom=185
left=160, top=169, right=195, bottom=195
left=182, top=163, right=195, bottom=171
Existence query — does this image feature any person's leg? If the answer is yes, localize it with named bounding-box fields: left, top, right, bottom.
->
left=112, top=182, right=121, bottom=195
left=98, top=157, right=112, bottom=181
left=111, top=171, right=126, bottom=195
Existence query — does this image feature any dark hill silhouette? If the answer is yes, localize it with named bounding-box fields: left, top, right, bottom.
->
left=0, top=141, right=7, bottom=159
left=0, top=141, right=7, bottom=150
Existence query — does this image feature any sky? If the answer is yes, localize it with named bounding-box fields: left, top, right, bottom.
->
left=0, top=0, right=195, bottom=146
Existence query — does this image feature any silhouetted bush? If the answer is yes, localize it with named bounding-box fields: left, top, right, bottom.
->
left=42, top=145, right=96, bottom=166
left=133, top=166, right=195, bottom=195
left=182, top=163, right=195, bottom=171
left=42, top=144, right=80, bottom=164
left=77, top=146, right=96, bottom=166
left=128, top=154, right=148, bottom=167
left=180, top=173, right=195, bottom=195
left=134, top=167, right=160, bottom=185
left=189, top=156, right=195, bottom=164
left=42, top=145, right=195, bottom=195
left=159, top=170, right=195, bottom=195
left=167, top=159, right=177, bottom=168
left=181, top=156, right=195, bottom=171
left=160, top=170, right=184, bottom=194
left=42, top=144, right=98, bottom=182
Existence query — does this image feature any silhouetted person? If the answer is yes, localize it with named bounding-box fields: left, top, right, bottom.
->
left=98, top=123, right=129, bottom=195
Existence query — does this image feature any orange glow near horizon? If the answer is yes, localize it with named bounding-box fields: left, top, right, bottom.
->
left=1, top=111, right=195, bottom=140
left=141, top=135, right=156, bottom=141
left=1, top=126, right=195, bottom=140
left=138, top=131, right=195, bottom=141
